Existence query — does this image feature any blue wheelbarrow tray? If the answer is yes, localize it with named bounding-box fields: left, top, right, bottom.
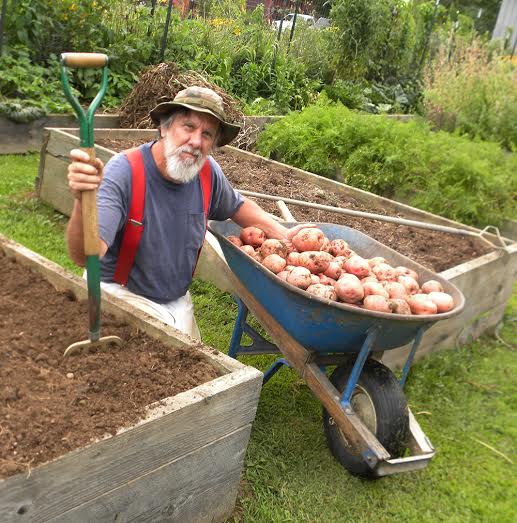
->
left=208, top=221, right=466, bottom=477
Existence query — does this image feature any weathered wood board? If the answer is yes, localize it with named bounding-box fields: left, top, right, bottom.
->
left=0, top=234, right=263, bottom=523
left=36, top=128, right=517, bottom=369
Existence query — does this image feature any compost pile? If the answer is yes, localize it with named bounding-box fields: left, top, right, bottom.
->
left=94, top=138, right=492, bottom=273
left=0, top=251, right=218, bottom=480
left=119, top=62, right=244, bottom=129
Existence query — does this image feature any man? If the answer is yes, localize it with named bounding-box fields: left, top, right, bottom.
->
left=67, top=86, right=303, bottom=339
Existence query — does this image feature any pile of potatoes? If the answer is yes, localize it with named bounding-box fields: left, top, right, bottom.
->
left=227, top=226, right=456, bottom=316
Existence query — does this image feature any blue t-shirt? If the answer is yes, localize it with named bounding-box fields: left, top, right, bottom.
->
left=98, top=141, right=244, bottom=303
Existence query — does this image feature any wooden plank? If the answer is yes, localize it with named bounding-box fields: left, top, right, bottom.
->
left=226, top=270, right=390, bottom=463
left=0, top=370, right=262, bottom=522
left=50, top=426, right=251, bottom=523
left=37, top=154, right=73, bottom=216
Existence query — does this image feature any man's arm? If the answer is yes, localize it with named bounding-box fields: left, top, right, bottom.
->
left=66, top=149, right=108, bottom=266
left=231, top=197, right=313, bottom=241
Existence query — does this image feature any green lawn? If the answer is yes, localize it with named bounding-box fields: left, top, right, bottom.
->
left=1, top=154, right=516, bottom=522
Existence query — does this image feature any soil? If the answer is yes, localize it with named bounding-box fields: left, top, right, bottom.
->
left=96, top=138, right=492, bottom=272
left=0, top=251, right=219, bottom=480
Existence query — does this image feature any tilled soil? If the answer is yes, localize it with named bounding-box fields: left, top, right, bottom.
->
left=0, top=251, right=219, bottom=480
left=96, top=138, right=492, bottom=272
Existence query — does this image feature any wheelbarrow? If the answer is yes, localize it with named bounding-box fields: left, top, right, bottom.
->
left=208, top=221, right=466, bottom=478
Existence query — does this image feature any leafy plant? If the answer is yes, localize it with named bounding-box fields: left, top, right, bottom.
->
left=256, top=98, right=517, bottom=226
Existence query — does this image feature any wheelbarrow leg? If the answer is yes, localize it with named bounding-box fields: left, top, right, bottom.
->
left=399, top=324, right=431, bottom=388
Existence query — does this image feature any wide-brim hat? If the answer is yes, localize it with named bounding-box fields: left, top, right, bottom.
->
left=149, top=86, right=241, bottom=147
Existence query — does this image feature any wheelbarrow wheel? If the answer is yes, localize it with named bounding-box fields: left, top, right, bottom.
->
left=322, top=358, right=409, bottom=479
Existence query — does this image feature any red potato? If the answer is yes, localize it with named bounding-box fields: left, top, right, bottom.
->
left=389, top=299, right=412, bottom=315
left=260, top=239, right=288, bottom=259
left=306, top=284, right=337, bottom=301
left=310, top=274, right=320, bottom=285
left=318, top=274, right=337, bottom=286
left=324, top=262, right=342, bottom=280
left=240, top=245, right=256, bottom=256
left=262, top=254, right=287, bottom=274
left=398, top=275, right=420, bottom=295
left=384, top=281, right=408, bottom=299
left=344, top=255, right=371, bottom=278
left=334, top=274, right=364, bottom=303
left=427, top=291, right=454, bottom=313
left=320, top=237, right=331, bottom=253
left=329, top=239, right=352, bottom=258
left=240, top=226, right=266, bottom=248
left=285, top=265, right=296, bottom=272
left=363, top=295, right=392, bottom=313
left=277, top=270, right=289, bottom=281
left=286, top=252, right=301, bottom=266
left=292, top=228, right=325, bottom=252
left=406, top=294, right=438, bottom=315
left=421, top=280, right=444, bottom=294
left=333, top=256, right=347, bottom=268
left=363, top=281, right=390, bottom=299
left=395, top=266, right=419, bottom=283
left=286, top=267, right=313, bottom=290
left=371, top=263, right=397, bottom=282
left=368, top=256, right=387, bottom=268
left=360, top=275, right=379, bottom=283
left=227, top=235, right=243, bottom=247
left=298, top=251, right=332, bottom=274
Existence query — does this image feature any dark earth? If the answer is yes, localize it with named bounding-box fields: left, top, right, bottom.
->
left=96, top=138, right=492, bottom=273
left=0, top=251, right=218, bottom=480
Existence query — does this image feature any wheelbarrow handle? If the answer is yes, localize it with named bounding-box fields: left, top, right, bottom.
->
left=61, top=52, right=108, bottom=68
left=80, top=146, right=101, bottom=256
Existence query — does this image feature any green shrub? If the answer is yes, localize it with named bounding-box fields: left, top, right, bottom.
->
left=256, top=98, right=517, bottom=227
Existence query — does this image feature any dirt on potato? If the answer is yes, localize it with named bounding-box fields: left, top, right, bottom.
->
left=95, top=138, right=492, bottom=273
left=0, top=251, right=219, bottom=480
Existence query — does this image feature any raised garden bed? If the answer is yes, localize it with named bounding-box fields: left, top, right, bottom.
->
left=0, top=234, right=262, bottom=522
left=36, top=128, right=517, bottom=368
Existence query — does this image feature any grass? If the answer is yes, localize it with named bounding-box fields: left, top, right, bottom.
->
left=1, top=153, right=516, bottom=522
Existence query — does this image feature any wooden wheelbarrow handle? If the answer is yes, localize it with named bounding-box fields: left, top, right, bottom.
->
left=61, top=53, right=108, bottom=68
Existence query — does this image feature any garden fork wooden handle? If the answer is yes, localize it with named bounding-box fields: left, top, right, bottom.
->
left=80, top=147, right=101, bottom=256
left=61, top=53, right=108, bottom=68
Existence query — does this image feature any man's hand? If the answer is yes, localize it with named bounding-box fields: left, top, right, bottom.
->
left=68, top=148, right=104, bottom=199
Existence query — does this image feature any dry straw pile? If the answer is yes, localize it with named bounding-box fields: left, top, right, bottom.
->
left=119, top=62, right=244, bottom=129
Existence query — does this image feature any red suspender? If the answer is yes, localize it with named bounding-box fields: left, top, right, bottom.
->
left=113, top=147, right=146, bottom=286
left=113, top=147, right=212, bottom=286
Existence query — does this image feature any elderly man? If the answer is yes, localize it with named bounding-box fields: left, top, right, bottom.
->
left=66, top=86, right=302, bottom=339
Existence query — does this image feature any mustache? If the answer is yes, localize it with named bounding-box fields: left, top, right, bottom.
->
left=173, top=145, right=201, bottom=161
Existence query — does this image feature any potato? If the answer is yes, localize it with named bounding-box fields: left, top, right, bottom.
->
left=384, top=281, right=408, bottom=299
left=427, top=291, right=454, bottom=313
left=227, top=235, right=243, bottom=247
left=277, top=270, right=290, bottom=281
left=389, top=298, right=412, bottom=315
left=329, top=239, right=352, bottom=257
left=318, top=274, right=337, bottom=286
left=286, top=252, right=301, bottom=266
left=395, top=266, right=419, bottom=283
left=406, top=294, right=438, bottom=315
left=310, top=274, right=320, bottom=285
left=344, top=255, right=371, bottom=278
left=286, top=267, right=312, bottom=289
left=298, top=251, right=332, bottom=274
left=363, top=295, right=392, bottom=313
left=398, top=275, right=419, bottom=295
left=260, top=239, right=288, bottom=259
left=362, top=281, right=389, bottom=299
left=240, top=245, right=256, bottom=256
left=421, top=280, right=444, bottom=294
left=262, top=254, right=287, bottom=274
left=368, top=256, right=387, bottom=268
left=320, top=237, right=331, bottom=253
left=324, top=261, right=342, bottom=280
left=306, top=284, right=337, bottom=301
left=240, top=226, right=266, bottom=247
left=334, top=274, right=364, bottom=303
left=371, top=263, right=397, bottom=282
left=292, top=228, right=325, bottom=252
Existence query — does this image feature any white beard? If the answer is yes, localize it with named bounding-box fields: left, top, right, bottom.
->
left=163, top=140, right=205, bottom=184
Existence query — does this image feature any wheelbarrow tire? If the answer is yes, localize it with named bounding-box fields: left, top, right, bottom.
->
left=322, top=358, right=409, bottom=479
